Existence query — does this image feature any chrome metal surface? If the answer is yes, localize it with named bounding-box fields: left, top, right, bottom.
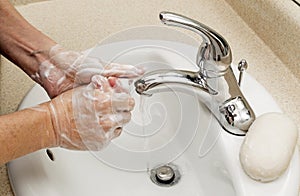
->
left=156, top=166, right=174, bottom=182
left=159, top=11, right=231, bottom=78
left=219, top=97, right=253, bottom=134
left=238, top=59, right=248, bottom=86
left=135, top=12, right=256, bottom=133
left=150, top=164, right=181, bottom=187
left=135, top=69, right=217, bottom=96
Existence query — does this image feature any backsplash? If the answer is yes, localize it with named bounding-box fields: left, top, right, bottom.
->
left=225, top=0, right=300, bottom=80
left=9, top=0, right=47, bottom=5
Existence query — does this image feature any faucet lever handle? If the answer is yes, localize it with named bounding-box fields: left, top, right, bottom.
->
left=238, top=59, right=248, bottom=87
left=159, top=11, right=232, bottom=77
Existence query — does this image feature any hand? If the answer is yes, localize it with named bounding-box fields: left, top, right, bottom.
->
left=48, top=75, right=134, bottom=150
left=35, top=44, right=144, bottom=98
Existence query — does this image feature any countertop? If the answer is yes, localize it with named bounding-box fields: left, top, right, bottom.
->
left=0, top=0, right=299, bottom=195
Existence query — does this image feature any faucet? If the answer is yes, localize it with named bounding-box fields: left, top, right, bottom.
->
left=134, top=12, right=255, bottom=135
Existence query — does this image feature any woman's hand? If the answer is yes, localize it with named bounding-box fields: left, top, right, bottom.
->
left=35, top=44, right=143, bottom=98
left=48, top=75, right=134, bottom=150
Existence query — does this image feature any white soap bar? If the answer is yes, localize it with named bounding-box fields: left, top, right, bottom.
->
left=240, top=112, right=298, bottom=182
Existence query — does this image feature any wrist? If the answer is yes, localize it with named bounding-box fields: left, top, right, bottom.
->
left=41, top=102, right=59, bottom=148
left=46, top=91, right=74, bottom=148
left=29, top=42, right=58, bottom=65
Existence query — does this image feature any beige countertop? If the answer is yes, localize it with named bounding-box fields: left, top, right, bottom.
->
left=1, top=0, right=299, bottom=195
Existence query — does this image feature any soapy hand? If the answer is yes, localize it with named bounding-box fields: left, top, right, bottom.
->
left=34, top=44, right=144, bottom=98
left=48, top=75, right=134, bottom=150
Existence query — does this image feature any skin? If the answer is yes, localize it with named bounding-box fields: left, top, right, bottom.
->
left=0, top=103, right=56, bottom=165
left=0, top=1, right=136, bottom=165
left=0, top=0, right=58, bottom=165
left=0, top=81, right=134, bottom=165
left=0, top=0, right=56, bottom=75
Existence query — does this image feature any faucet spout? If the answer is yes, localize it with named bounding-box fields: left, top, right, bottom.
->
left=135, top=69, right=217, bottom=96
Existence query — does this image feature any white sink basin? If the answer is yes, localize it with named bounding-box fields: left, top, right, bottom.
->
left=8, top=39, right=299, bottom=196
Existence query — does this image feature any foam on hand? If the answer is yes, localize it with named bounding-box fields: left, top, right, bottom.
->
left=239, top=112, right=298, bottom=182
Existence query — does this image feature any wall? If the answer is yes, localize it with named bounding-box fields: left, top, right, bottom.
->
left=9, top=0, right=46, bottom=5
left=225, top=0, right=300, bottom=80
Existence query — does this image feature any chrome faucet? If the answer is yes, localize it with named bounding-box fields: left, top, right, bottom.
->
left=134, top=12, right=255, bottom=135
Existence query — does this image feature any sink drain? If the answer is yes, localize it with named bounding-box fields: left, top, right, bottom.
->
left=150, top=164, right=181, bottom=187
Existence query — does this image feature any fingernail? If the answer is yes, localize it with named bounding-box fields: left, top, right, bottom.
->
left=91, top=75, right=105, bottom=89
left=114, top=127, right=122, bottom=136
left=108, top=77, right=117, bottom=87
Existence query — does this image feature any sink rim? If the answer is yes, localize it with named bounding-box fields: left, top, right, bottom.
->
left=8, top=39, right=300, bottom=196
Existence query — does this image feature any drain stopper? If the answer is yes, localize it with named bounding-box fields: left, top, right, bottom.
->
left=156, top=165, right=175, bottom=183
left=150, top=164, right=181, bottom=187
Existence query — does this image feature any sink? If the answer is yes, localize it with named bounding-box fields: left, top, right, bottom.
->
left=8, top=33, right=299, bottom=195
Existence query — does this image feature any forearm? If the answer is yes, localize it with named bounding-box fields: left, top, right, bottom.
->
left=0, top=0, right=56, bottom=77
left=0, top=103, right=56, bottom=165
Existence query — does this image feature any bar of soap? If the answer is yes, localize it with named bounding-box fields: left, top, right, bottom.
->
left=239, top=112, right=298, bottom=182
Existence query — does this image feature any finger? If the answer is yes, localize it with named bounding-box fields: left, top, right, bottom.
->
left=108, top=77, right=129, bottom=93
left=102, top=69, right=140, bottom=78
left=99, top=112, right=131, bottom=132
left=112, top=93, right=135, bottom=112
left=75, top=68, right=103, bottom=84
left=89, top=75, right=102, bottom=89
left=77, top=57, right=103, bottom=70
left=90, top=75, right=110, bottom=91
left=74, top=58, right=105, bottom=84
left=108, top=77, right=117, bottom=87
left=49, top=44, right=65, bottom=57
left=113, top=127, right=122, bottom=139
left=51, top=51, right=81, bottom=70
left=98, top=77, right=111, bottom=92
left=105, top=127, right=123, bottom=142
left=102, top=63, right=144, bottom=78
left=94, top=92, right=134, bottom=113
